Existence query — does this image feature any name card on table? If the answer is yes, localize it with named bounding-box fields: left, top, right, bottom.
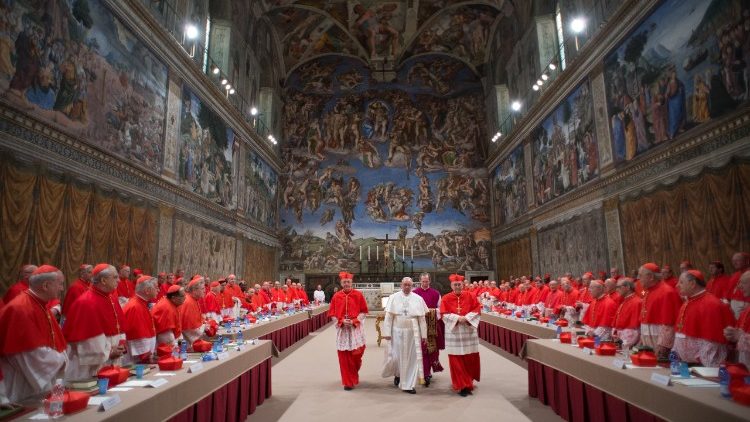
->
left=650, top=372, right=671, bottom=386
left=612, top=359, right=626, bottom=369
left=99, top=394, right=121, bottom=411
left=148, top=378, right=169, bottom=388
left=217, top=352, right=230, bottom=360
left=582, top=348, right=594, bottom=355
left=188, top=362, right=204, bottom=373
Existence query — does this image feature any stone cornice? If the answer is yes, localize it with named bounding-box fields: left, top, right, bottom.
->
left=0, top=108, right=280, bottom=248
left=492, top=109, right=750, bottom=243
left=486, top=0, right=657, bottom=170
left=107, top=0, right=283, bottom=173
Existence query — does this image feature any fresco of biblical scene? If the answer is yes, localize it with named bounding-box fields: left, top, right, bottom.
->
left=0, top=0, right=168, bottom=171
left=279, top=56, right=490, bottom=273
left=532, top=82, right=599, bottom=206
left=266, top=7, right=365, bottom=70
left=604, top=0, right=750, bottom=163
left=179, top=85, right=237, bottom=208
left=408, top=4, right=498, bottom=65
left=244, top=150, right=278, bottom=229
left=492, top=144, right=526, bottom=226
left=348, top=2, right=405, bottom=59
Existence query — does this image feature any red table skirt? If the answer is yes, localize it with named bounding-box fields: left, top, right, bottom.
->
left=478, top=321, right=533, bottom=356
left=169, top=357, right=272, bottom=422
left=527, top=359, right=664, bottom=422
left=309, top=312, right=331, bottom=332
left=261, top=318, right=311, bottom=352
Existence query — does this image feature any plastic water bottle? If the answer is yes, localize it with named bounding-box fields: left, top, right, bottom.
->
left=719, top=364, right=731, bottom=398
left=172, top=343, right=180, bottom=359
left=594, top=335, right=601, bottom=348
left=669, top=350, right=680, bottom=375
left=179, top=340, right=188, bottom=360
left=47, top=378, right=64, bottom=419
left=237, top=330, right=244, bottom=345
left=556, top=325, right=562, bottom=339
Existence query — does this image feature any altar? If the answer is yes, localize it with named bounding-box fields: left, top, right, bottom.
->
left=354, top=282, right=394, bottom=310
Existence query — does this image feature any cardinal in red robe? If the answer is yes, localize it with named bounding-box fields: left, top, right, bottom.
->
left=179, top=277, right=207, bottom=347
left=612, top=278, right=642, bottom=350
left=661, top=265, right=678, bottom=289
left=115, top=264, right=135, bottom=306
left=62, top=264, right=92, bottom=317
left=440, top=274, right=481, bottom=396
left=582, top=280, right=617, bottom=340
left=638, top=263, right=682, bottom=359
left=542, top=280, right=563, bottom=316
left=673, top=270, right=735, bottom=367
left=122, top=276, right=158, bottom=363
left=0, top=265, right=67, bottom=402
left=724, top=270, right=750, bottom=366
left=728, top=252, right=750, bottom=319
left=328, top=272, right=368, bottom=390
left=152, top=285, right=184, bottom=346
left=63, top=263, right=126, bottom=380
left=203, top=281, right=222, bottom=322
left=3, top=264, right=61, bottom=316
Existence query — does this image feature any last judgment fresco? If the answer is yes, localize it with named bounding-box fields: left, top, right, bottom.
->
left=279, top=55, right=491, bottom=273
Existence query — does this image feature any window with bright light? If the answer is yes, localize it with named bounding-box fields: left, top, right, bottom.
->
left=555, top=2, right=566, bottom=71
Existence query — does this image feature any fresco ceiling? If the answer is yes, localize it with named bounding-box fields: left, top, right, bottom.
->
left=262, top=0, right=526, bottom=78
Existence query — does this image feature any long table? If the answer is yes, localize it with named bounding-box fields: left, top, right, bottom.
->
left=308, top=304, right=331, bottom=332
left=479, top=312, right=558, bottom=355
left=526, top=339, right=750, bottom=422
left=41, top=340, right=273, bottom=422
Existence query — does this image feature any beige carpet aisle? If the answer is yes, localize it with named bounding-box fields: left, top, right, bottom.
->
left=250, top=318, right=562, bottom=422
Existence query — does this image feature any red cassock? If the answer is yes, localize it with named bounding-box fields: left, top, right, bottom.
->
left=116, top=277, right=135, bottom=299
left=524, top=287, right=539, bottom=305
left=608, top=291, right=623, bottom=305
left=63, top=288, right=126, bottom=343
left=676, top=291, right=734, bottom=344
left=440, top=292, right=481, bottom=392
left=156, top=283, right=169, bottom=301
left=535, top=285, right=550, bottom=304
left=0, top=291, right=66, bottom=356
left=328, top=290, right=369, bottom=388
left=2, top=280, right=28, bottom=303
left=151, top=298, right=181, bottom=339
left=543, top=289, right=563, bottom=310
left=296, top=288, right=310, bottom=305
left=251, top=293, right=268, bottom=309
left=508, top=288, right=519, bottom=304
left=179, top=295, right=203, bottom=330
left=561, top=289, right=579, bottom=307
left=578, top=287, right=593, bottom=304
left=662, top=276, right=678, bottom=289
left=582, top=295, right=617, bottom=328
left=122, top=296, right=156, bottom=361
left=63, top=278, right=91, bottom=316
left=613, top=294, right=642, bottom=329
left=270, top=288, right=286, bottom=303
left=640, top=282, right=682, bottom=325
left=328, top=290, right=368, bottom=327
left=706, top=274, right=732, bottom=299
left=3, top=280, right=60, bottom=310
left=203, top=292, right=221, bottom=314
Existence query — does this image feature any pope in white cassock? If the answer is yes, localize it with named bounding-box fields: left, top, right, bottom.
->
left=382, top=277, right=428, bottom=394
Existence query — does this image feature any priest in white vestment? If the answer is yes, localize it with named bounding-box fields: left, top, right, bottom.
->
left=382, top=277, right=428, bottom=394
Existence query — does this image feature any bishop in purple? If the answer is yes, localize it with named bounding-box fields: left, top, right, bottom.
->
left=412, top=272, right=444, bottom=384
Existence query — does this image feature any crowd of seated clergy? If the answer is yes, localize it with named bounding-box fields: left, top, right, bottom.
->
left=0, top=263, right=312, bottom=405
left=462, top=252, right=750, bottom=369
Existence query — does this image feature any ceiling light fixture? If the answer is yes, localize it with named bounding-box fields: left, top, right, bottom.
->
left=185, top=24, right=199, bottom=40
left=571, top=17, right=586, bottom=34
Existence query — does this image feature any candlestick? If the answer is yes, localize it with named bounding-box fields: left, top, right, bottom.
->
left=402, top=245, right=405, bottom=260
left=411, top=244, right=414, bottom=260
left=376, top=245, right=379, bottom=260
left=359, top=245, right=362, bottom=261
left=368, top=246, right=371, bottom=260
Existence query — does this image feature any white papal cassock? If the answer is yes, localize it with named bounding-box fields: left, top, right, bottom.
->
left=382, top=291, right=428, bottom=391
